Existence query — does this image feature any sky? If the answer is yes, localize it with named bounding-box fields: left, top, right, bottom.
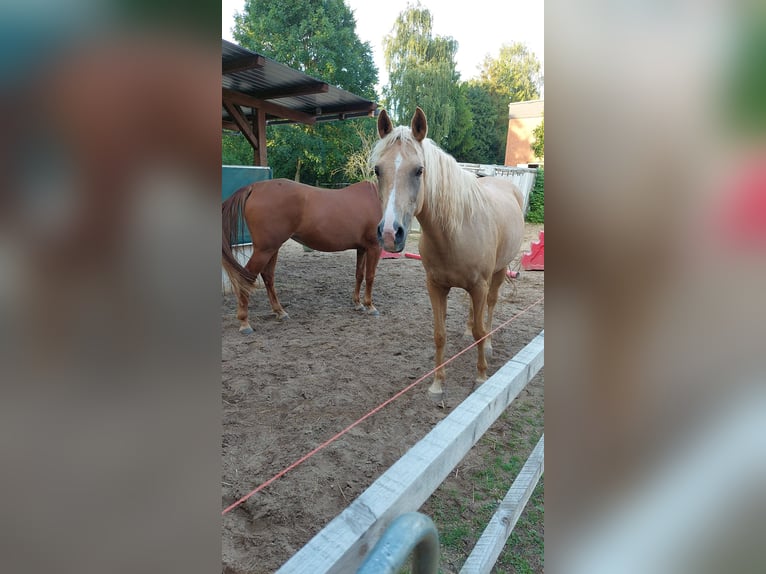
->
left=221, top=0, right=544, bottom=93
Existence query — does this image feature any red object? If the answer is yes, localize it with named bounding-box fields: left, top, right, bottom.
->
left=718, top=160, right=766, bottom=248
left=404, top=252, right=421, bottom=260
left=380, top=249, right=402, bottom=259
left=521, top=231, right=544, bottom=270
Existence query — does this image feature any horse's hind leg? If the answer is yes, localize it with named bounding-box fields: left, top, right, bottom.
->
left=353, top=248, right=365, bottom=311
left=235, top=248, right=279, bottom=332
left=261, top=251, right=289, bottom=320
left=483, top=269, right=508, bottom=359
left=363, top=245, right=381, bottom=316
left=464, top=303, right=474, bottom=339
left=235, top=284, right=254, bottom=334
left=468, top=281, right=490, bottom=384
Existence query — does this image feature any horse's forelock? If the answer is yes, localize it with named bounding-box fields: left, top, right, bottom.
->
left=370, top=126, right=419, bottom=165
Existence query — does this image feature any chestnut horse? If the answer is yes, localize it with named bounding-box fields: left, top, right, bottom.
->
left=222, top=178, right=383, bottom=333
left=370, top=108, right=525, bottom=400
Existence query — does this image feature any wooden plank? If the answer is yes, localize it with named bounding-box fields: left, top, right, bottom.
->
left=276, top=331, right=544, bottom=574
left=222, top=101, right=260, bottom=154
left=254, top=82, right=330, bottom=100
left=222, top=87, right=316, bottom=125
left=459, top=435, right=544, bottom=574
left=223, top=55, right=265, bottom=74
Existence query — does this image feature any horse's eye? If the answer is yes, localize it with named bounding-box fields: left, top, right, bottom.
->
left=373, top=166, right=380, bottom=177
left=415, top=166, right=424, bottom=176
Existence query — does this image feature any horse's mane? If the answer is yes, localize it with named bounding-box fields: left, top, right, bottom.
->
left=370, top=126, right=487, bottom=233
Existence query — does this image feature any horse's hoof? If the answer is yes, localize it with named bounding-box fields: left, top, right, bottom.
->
left=239, top=326, right=254, bottom=335
left=427, top=389, right=445, bottom=405
left=276, top=312, right=289, bottom=321
left=367, top=308, right=380, bottom=317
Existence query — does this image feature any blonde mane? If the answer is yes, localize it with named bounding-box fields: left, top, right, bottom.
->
left=370, top=126, right=487, bottom=233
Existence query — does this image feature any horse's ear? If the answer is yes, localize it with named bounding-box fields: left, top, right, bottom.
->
left=411, top=107, right=428, bottom=142
left=377, top=109, right=393, bottom=138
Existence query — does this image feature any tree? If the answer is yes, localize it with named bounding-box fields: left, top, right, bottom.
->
left=462, top=82, right=504, bottom=164
left=222, top=132, right=255, bottom=166
left=228, top=0, right=379, bottom=182
left=381, top=2, right=469, bottom=149
left=478, top=42, right=542, bottom=103
left=233, top=0, right=377, bottom=99
left=471, top=42, right=542, bottom=165
left=342, top=120, right=379, bottom=182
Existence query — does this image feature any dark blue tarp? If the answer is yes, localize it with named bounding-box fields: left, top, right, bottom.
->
left=222, top=165, right=272, bottom=244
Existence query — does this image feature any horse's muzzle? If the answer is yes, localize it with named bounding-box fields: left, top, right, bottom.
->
left=377, top=220, right=406, bottom=252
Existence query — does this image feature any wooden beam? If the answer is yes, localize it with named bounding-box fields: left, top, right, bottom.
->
left=276, top=331, right=545, bottom=574
left=222, top=100, right=260, bottom=157
left=267, top=105, right=377, bottom=126
left=223, top=55, right=266, bottom=75
left=255, top=82, right=330, bottom=100
left=460, top=435, right=544, bottom=574
left=223, top=87, right=316, bottom=125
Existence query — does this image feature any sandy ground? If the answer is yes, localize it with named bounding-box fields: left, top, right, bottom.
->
left=222, top=223, right=544, bottom=573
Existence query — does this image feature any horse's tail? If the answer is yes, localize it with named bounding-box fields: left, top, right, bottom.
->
left=222, top=185, right=257, bottom=294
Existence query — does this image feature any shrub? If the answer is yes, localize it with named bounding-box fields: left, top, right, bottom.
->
left=526, top=168, right=544, bottom=223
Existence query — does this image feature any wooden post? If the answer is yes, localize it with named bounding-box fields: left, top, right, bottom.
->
left=253, top=108, right=267, bottom=166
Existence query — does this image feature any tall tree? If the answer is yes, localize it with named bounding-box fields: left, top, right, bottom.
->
left=228, top=0, right=379, bottom=183
left=472, top=42, right=542, bottom=165
left=478, top=42, right=542, bottom=103
left=381, top=2, right=468, bottom=149
left=462, top=81, right=504, bottom=164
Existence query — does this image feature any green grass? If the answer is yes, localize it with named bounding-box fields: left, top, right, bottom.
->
left=397, top=377, right=544, bottom=573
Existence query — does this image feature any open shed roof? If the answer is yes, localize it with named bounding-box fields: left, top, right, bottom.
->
left=222, top=40, right=377, bottom=128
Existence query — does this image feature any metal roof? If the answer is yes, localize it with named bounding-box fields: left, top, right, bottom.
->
left=222, top=40, right=377, bottom=127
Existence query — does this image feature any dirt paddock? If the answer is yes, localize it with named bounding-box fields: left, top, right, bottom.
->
left=222, top=223, right=544, bottom=573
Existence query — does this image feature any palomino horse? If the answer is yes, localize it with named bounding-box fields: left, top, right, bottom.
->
left=222, top=178, right=383, bottom=333
left=370, top=108, right=525, bottom=400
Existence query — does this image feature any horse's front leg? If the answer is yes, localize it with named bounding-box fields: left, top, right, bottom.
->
left=362, top=245, right=382, bottom=316
left=426, top=277, right=450, bottom=401
left=353, top=248, right=365, bottom=311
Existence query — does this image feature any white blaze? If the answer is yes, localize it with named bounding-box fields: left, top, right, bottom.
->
left=382, top=153, right=403, bottom=232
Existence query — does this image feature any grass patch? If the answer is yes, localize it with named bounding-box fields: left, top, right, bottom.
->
left=416, top=382, right=544, bottom=572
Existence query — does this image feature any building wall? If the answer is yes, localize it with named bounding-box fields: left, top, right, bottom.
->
left=504, top=99, right=544, bottom=166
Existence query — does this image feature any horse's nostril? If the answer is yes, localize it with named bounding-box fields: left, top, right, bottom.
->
left=376, top=222, right=384, bottom=240
left=395, top=226, right=405, bottom=242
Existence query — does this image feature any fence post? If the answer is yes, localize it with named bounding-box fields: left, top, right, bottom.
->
left=356, top=512, right=440, bottom=574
